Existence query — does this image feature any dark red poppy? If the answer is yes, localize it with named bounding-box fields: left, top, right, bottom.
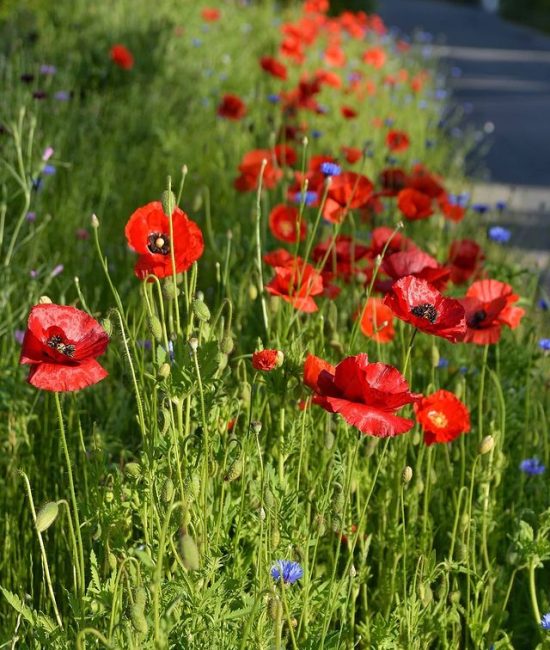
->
left=362, top=46, right=386, bottom=69
left=415, top=389, right=470, bottom=445
left=368, top=226, right=417, bottom=259
left=304, top=353, right=421, bottom=437
left=266, top=261, right=324, bottom=313
left=268, top=204, right=306, bottom=243
left=20, top=304, right=109, bottom=392
left=324, top=172, right=373, bottom=223
left=407, top=164, right=445, bottom=199
left=217, top=93, right=247, bottom=120
left=447, top=239, right=484, bottom=285
left=438, top=194, right=466, bottom=222
left=125, top=201, right=204, bottom=280
left=341, top=105, right=358, bottom=119
left=458, top=279, right=525, bottom=345
left=201, top=7, right=221, bottom=21
left=381, top=249, right=450, bottom=291
left=274, top=143, right=298, bottom=168
left=252, top=349, right=283, bottom=371
left=341, top=146, right=362, bottom=164
left=110, top=44, right=134, bottom=70
left=386, top=130, right=410, bottom=153
left=234, top=149, right=283, bottom=192
left=384, top=276, right=466, bottom=343
left=397, top=188, right=433, bottom=221
left=260, top=56, right=288, bottom=80
left=357, top=298, right=395, bottom=343
left=312, top=235, right=370, bottom=281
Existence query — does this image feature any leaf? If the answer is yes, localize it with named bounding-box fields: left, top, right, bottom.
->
left=1, top=587, right=35, bottom=626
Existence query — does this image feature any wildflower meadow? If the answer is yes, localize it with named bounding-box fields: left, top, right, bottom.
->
left=1, top=0, right=549, bottom=648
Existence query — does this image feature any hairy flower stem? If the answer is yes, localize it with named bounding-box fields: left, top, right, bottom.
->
left=166, top=175, right=182, bottom=336
left=254, top=159, right=270, bottom=336
left=54, top=392, right=85, bottom=598
left=478, top=344, right=489, bottom=440
left=20, top=472, right=63, bottom=629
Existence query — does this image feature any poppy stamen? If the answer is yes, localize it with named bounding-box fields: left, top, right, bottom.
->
left=411, top=303, right=438, bottom=324
left=47, top=334, right=76, bottom=357
left=470, top=309, right=487, bottom=327
left=427, top=409, right=448, bottom=429
left=147, top=232, right=171, bottom=255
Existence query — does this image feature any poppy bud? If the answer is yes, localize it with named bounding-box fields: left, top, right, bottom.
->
left=431, top=345, right=440, bottom=368
left=224, top=457, right=243, bottom=482
left=250, top=420, right=262, bottom=435
left=402, top=466, right=413, bottom=483
left=332, top=485, right=345, bottom=515
left=91, top=213, right=100, bottom=228
left=268, top=595, right=282, bottom=620
left=449, top=590, right=461, bottom=605
left=189, top=474, right=200, bottom=499
left=314, top=514, right=326, bottom=536
left=241, top=382, right=251, bottom=406
left=479, top=435, right=495, bottom=455
left=324, top=429, right=335, bottom=450
left=460, top=513, right=469, bottom=533
left=189, top=337, right=199, bottom=352
left=36, top=501, right=59, bottom=532
left=38, top=295, right=52, bottom=304
left=179, top=533, right=200, bottom=571
left=134, top=587, right=147, bottom=610
left=258, top=506, right=266, bottom=521
left=163, top=280, right=180, bottom=300
left=162, top=478, right=174, bottom=503
left=158, top=363, right=171, bottom=380
left=101, top=317, right=113, bottom=337
left=264, top=488, right=275, bottom=509
left=125, top=462, right=141, bottom=478
left=148, top=316, right=163, bottom=341
left=220, top=334, right=234, bottom=354
left=161, top=190, right=176, bottom=217
left=192, top=298, right=211, bottom=322
left=349, top=564, right=357, bottom=578
left=131, top=605, right=148, bottom=634
left=248, top=284, right=258, bottom=301
left=271, top=522, right=280, bottom=549
left=108, top=552, right=117, bottom=571
left=192, top=192, right=203, bottom=212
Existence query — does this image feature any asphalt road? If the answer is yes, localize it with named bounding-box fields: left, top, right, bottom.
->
left=378, top=0, right=550, bottom=187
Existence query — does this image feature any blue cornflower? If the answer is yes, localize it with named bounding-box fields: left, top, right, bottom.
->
left=448, top=193, right=470, bottom=208
left=539, top=338, right=550, bottom=351
left=320, top=162, right=341, bottom=177
left=472, top=203, right=488, bottom=214
left=54, top=90, right=71, bottom=101
left=488, top=226, right=511, bottom=243
left=541, top=613, right=550, bottom=630
left=271, top=560, right=303, bottom=585
left=537, top=299, right=549, bottom=311
left=384, top=118, right=394, bottom=127
left=437, top=357, right=449, bottom=369
left=43, top=164, right=56, bottom=175
left=519, top=458, right=546, bottom=475
left=434, top=89, right=447, bottom=100
left=26, top=211, right=36, bottom=222
left=311, top=129, right=323, bottom=139
left=294, top=191, right=317, bottom=207
left=267, top=94, right=280, bottom=104
left=495, top=201, right=507, bottom=211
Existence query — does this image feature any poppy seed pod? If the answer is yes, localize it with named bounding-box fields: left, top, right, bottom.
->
left=36, top=501, right=59, bottom=532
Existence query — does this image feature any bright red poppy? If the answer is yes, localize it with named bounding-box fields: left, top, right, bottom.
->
left=357, top=298, right=395, bottom=343
left=397, top=188, right=433, bottom=220
left=315, top=69, right=342, bottom=88
left=125, top=201, right=204, bottom=280
left=324, top=172, right=373, bottom=223
left=20, top=304, right=109, bottom=392
left=110, top=44, right=134, bottom=70
left=362, top=46, right=386, bottom=69
left=201, top=7, right=221, bottom=21
left=415, top=389, right=470, bottom=445
left=458, top=279, right=525, bottom=345
left=368, top=226, right=417, bottom=259
left=268, top=204, right=306, bottom=243
left=217, top=94, right=247, bottom=120
left=341, top=146, right=362, bottom=164
left=324, top=43, right=346, bottom=68
left=386, top=130, right=410, bottom=152
left=312, top=235, right=370, bottom=281
left=259, top=56, right=288, bottom=80
left=379, top=167, right=408, bottom=196
left=266, top=261, right=324, bottom=313
left=252, top=349, right=284, bottom=371
left=447, top=239, right=484, bottom=285
left=234, top=149, right=283, bottom=192
left=384, top=275, right=466, bottom=343
left=304, top=353, right=421, bottom=437
left=263, top=248, right=295, bottom=268
left=438, top=194, right=466, bottom=222
left=382, top=249, right=450, bottom=291
left=407, top=164, right=445, bottom=198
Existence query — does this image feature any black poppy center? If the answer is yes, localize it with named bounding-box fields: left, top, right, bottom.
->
left=47, top=334, right=76, bottom=357
left=411, top=303, right=438, bottom=324
left=470, top=309, right=487, bottom=328
left=147, top=232, right=171, bottom=255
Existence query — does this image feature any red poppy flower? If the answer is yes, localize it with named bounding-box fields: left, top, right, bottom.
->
left=313, top=235, right=370, bottom=281
left=368, top=226, right=417, bottom=259
left=341, top=146, right=362, bottom=164
left=458, top=279, right=525, bottom=345
left=266, top=261, right=324, bottom=313
left=305, top=0, right=329, bottom=12
left=386, top=130, right=410, bottom=152
left=304, top=353, right=421, bottom=437
left=362, top=46, right=386, bottom=69
left=447, top=239, right=484, bottom=285
left=252, top=349, right=284, bottom=371
left=110, top=44, right=134, bottom=70
left=384, top=276, right=466, bottom=342
left=382, top=249, right=450, bottom=291
left=263, top=248, right=295, bottom=268
left=357, top=298, right=395, bottom=343
left=259, top=56, right=288, bottom=80
left=201, top=7, right=221, bottom=21
left=217, top=93, right=247, bottom=120
left=407, top=164, right=445, bottom=199
left=379, top=167, right=408, bottom=196
left=125, top=201, right=204, bottom=280
left=397, top=188, right=434, bottom=221
left=268, top=204, right=306, bottom=243
left=274, top=143, right=298, bottom=168
left=234, top=149, right=283, bottom=192
left=20, top=304, right=109, bottom=392
left=438, top=194, right=466, bottom=222
left=415, top=389, right=470, bottom=445
left=324, top=43, right=346, bottom=68
left=315, top=69, right=342, bottom=88
left=341, top=105, right=358, bottom=119
left=324, top=172, right=373, bottom=223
